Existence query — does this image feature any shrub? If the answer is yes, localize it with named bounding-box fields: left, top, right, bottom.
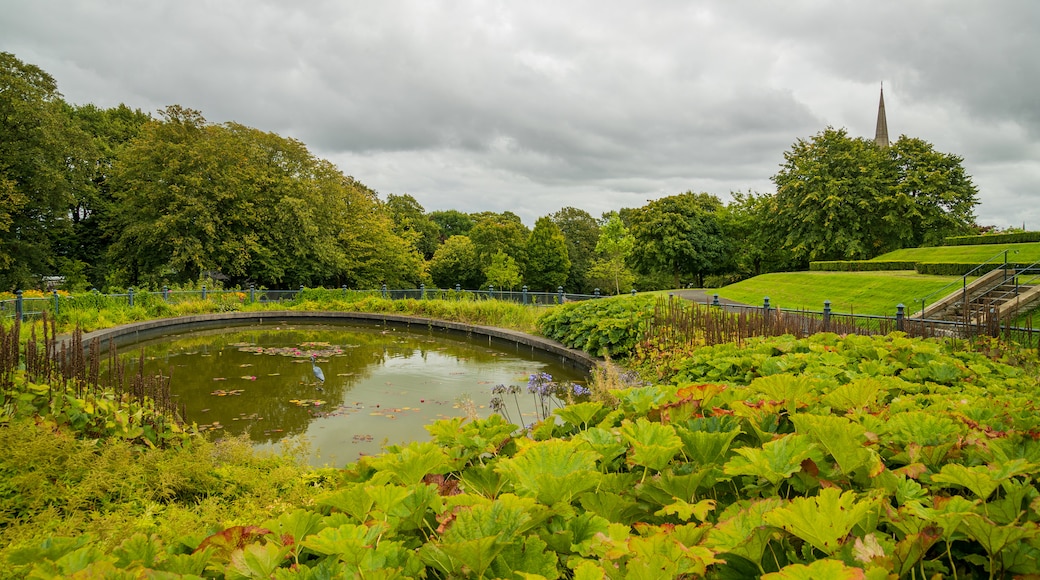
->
left=944, top=231, right=1040, bottom=245
left=538, top=295, right=657, bottom=357
left=809, top=260, right=918, bottom=272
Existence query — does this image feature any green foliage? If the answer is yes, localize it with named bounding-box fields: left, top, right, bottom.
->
left=769, top=128, right=979, bottom=264
left=589, top=212, right=636, bottom=295
left=384, top=193, right=442, bottom=260
left=915, top=261, right=1034, bottom=276
left=484, top=250, right=522, bottom=290
left=429, top=235, right=484, bottom=289
left=809, top=261, right=918, bottom=272
left=551, top=207, right=600, bottom=294
left=469, top=213, right=530, bottom=272
left=945, top=231, right=1040, bottom=245
left=524, top=216, right=571, bottom=292
left=628, top=192, right=730, bottom=288
left=538, top=294, right=657, bottom=357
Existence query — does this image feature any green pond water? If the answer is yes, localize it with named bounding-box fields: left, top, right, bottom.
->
left=116, top=322, right=587, bottom=466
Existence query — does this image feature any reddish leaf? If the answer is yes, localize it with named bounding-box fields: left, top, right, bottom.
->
left=194, top=525, right=272, bottom=561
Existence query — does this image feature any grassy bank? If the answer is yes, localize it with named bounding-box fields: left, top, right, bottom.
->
left=715, top=271, right=965, bottom=315
left=873, top=241, right=1040, bottom=263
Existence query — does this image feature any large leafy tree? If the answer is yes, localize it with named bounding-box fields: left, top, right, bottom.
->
left=428, top=235, right=483, bottom=289
left=719, top=191, right=783, bottom=277
left=551, top=207, right=599, bottom=293
left=429, top=209, right=475, bottom=240
left=588, top=212, right=636, bottom=294
left=769, top=127, right=978, bottom=265
left=484, top=250, right=521, bottom=290
left=385, top=193, right=441, bottom=260
left=628, top=192, right=730, bottom=288
left=107, top=106, right=418, bottom=289
left=0, top=52, right=86, bottom=290
left=468, top=213, right=530, bottom=272
left=524, top=216, right=571, bottom=292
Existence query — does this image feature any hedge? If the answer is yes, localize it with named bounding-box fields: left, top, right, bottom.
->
left=943, top=231, right=1040, bottom=245
left=913, top=262, right=1031, bottom=276
left=809, top=260, right=918, bottom=272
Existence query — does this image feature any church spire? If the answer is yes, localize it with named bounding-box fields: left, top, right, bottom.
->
left=874, top=83, right=890, bottom=148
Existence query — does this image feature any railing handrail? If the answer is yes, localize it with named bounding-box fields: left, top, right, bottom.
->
left=915, top=249, right=1015, bottom=311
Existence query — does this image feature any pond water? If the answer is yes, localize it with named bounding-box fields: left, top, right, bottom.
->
left=115, top=322, right=588, bottom=466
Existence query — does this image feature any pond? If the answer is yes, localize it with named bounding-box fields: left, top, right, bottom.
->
left=114, top=321, right=588, bottom=466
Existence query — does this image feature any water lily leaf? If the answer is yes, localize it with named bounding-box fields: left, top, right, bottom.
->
left=761, top=558, right=866, bottom=579
left=763, top=488, right=878, bottom=554
left=226, top=541, right=290, bottom=580
left=724, top=433, right=818, bottom=486
left=619, top=418, right=682, bottom=472
left=496, top=439, right=600, bottom=505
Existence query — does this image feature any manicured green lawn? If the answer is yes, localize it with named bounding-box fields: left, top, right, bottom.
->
left=715, top=271, right=966, bottom=315
left=873, top=242, right=1040, bottom=264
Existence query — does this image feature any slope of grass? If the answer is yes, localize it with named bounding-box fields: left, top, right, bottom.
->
left=715, top=271, right=966, bottom=315
left=872, top=242, right=1040, bottom=264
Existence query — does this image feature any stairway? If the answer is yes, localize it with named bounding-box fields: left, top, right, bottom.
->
left=917, top=266, right=1040, bottom=324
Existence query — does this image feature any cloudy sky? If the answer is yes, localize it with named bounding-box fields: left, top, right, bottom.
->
left=3, top=1, right=1037, bottom=228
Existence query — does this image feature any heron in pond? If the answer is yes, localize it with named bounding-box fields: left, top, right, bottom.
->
left=310, top=354, right=325, bottom=391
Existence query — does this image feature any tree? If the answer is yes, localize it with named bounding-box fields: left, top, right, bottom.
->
left=0, top=52, right=85, bottom=290
left=551, top=207, right=599, bottom=293
left=428, top=209, right=475, bottom=240
left=484, top=250, right=521, bottom=290
left=889, top=136, right=978, bottom=247
left=768, top=127, right=978, bottom=265
left=468, top=214, right=530, bottom=271
left=385, top=193, right=441, bottom=259
left=718, top=191, right=781, bottom=277
left=429, top=235, right=483, bottom=289
left=628, top=192, right=730, bottom=288
left=107, top=106, right=419, bottom=289
left=524, top=216, right=571, bottom=292
left=588, top=212, right=635, bottom=294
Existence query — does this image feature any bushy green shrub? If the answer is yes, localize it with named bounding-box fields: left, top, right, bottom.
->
left=944, top=231, right=1040, bottom=245
left=809, top=260, right=918, bottom=272
left=538, top=295, right=657, bottom=357
left=914, top=262, right=1032, bottom=276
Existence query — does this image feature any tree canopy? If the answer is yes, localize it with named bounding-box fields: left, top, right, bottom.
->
left=769, top=127, right=978, bottom=265
left=524, top=216, right=571, bottom=292
left=551, top=207, right=599, bottom=293
left=628, top=192, right=730, bottom=288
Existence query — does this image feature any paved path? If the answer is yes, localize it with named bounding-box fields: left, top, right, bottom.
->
left=668, top=289, right=750, bottom=307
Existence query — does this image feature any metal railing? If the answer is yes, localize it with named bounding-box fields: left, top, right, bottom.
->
left=0, top=284, right=621, bottom=322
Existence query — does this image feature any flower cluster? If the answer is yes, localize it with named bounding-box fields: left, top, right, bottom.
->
left=490, top=372, right=591, bottom=425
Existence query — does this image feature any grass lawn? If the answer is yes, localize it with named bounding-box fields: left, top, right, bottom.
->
left=715, top=271, right=967, bottom=315
left=873, top=242, right=1040, bottom=264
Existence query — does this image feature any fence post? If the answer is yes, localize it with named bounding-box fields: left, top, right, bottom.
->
left=299, top=284, right=304, bottom=299
left=420, top=283, right=426, bottom=300
left=557, top=286, right=564, bottom=305
left=896, top=303, right=905, bottom=332
left=631, top=289, right=637, bottom=296
left=595, top=288, right=601, bottom=298
left=53, top=290, right=60, bottom=318
left=15, top=290, right=22, bottom=321
left=250, top=284, right=256, bottom=304
left=763, top=297, right=771, bottom=320
left=201, top=285, right=207, bottom=301
left=712, top=293, right=720, bottom=307
left=342, top=285, right=347, bottom=297
left=488, top=285, right=494, bottom=300
left=823, top=300, right=831, bottom=330
left=522, top=285, right=528, bottom=305
left=381, top=283, right=387, bottom=299
left=128, top=287, right=135, bottom=308
left=162, top=285, right=169, bottom=302
left=455, top=284, right=461, bottom=293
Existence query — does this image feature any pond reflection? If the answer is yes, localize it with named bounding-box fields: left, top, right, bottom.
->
left=113, top=322, right=587, bottom=466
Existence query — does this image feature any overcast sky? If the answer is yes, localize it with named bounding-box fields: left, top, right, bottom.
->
left=3, top=1, right=1038, bottom=228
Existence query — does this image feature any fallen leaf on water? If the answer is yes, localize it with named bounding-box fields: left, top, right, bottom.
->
left=213, top=377, right=227, bottom=381
left=239, top=364, right=253, bottom=368
left=240, top=375, right=257, bottom=380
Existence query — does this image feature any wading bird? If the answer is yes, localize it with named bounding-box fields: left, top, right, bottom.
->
left=310, top=355, right=325, bottom=391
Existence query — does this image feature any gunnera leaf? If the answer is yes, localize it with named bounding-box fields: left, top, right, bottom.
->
left=723, top=433, right=818, bottom=486
left=496, top=439, right=600, bottom=505
left=762, top=488, right=879, bottom=555
left=619, top=418, right=683, bottom=472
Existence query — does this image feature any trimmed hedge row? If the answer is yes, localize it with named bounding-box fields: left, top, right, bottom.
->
left=944, top=231, right=1040, bottom=245
left=809, top=260, right=917, bottom=272
left=913, top=262, right=1031, bottom=276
